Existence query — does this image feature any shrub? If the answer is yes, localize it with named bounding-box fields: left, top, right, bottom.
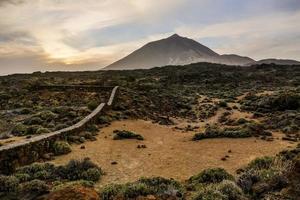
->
left=100, top=184, right=123, bottom=200
left=100, top=177, right=184, bottom=199
left=191, top=180, right=243, bottom=200
left=59, top=158, right=102, bottom=182
left=12, top=123, right=27, bottom=136
left=237, top=118, right=248, bottom=124
left=20, top=179, right=49, bottom=194
left=39, top=110, right=57, bottom=120
left=96, top=115, right=112, bottom=124
left=24, top=116, right=43, bottom=125
left=113, top=130, right=144, bottom=140
left=217, top=180, right=243, bottom=200
left=15, top=173, right=31, bottom=183
left=219, top=101, right=228, bottom=108
left=33, top=170, right=52, bottom=180
left=16, top=163, right=55, bottom=178
left=51, top=180, right=95, bottom=191
left=247, top=157, right=273, bottom=170
left=0, top=175, right=19, bottom=193
left=138, top=177, right=184, bottom=195
left=55, top=123, right=68, bottom=131
left=86, top=124, right=98, bottom=133
left=122, top=183, right=150, bottom=198
left=52, top=141, right=72, bottom=155
left=193, top=125, right=251, bottom=140
left=191, top=186, right=225, bottom=200
left=188, top=168, right=234, bottom=185
left=26, top=125, right=45, bottom=135
left=19, top=108, right=32, bottom=114
left=82, top=168, right=102, bottom=182
left=36, top=127, right=50, bottom=134
left=87, top=101, right=98, bottom=111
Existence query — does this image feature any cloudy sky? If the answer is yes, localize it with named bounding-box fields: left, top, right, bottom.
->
left=0, top=0, right=299, bottom=75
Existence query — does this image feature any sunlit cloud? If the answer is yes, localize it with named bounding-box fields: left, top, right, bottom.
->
left=0, top=0, right=299, bottom=75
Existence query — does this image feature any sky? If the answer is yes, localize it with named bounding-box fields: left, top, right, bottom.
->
left=0, top=0, right=299, bottom=75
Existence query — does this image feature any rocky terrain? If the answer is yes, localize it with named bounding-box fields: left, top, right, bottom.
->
left=0, top=62, right=299, bottom=199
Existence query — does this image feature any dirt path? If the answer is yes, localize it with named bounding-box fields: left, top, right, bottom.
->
left=52, top=120, right=295, bottom=188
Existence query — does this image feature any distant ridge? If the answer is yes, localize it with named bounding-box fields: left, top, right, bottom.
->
left=249, top=59, right=300, bottom=66
left=105, top=34, right=254, bottom=70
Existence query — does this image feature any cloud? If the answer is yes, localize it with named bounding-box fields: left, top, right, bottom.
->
left=175, top=11, right=300, bottom=60
left=0, top=0, right=23, bottom=6
left=0, top=0, right=299, bottom=75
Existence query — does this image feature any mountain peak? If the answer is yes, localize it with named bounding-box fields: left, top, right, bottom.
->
left=105, top=34, right=254, bottom=70
left=169, top=33, right=181, bottom=38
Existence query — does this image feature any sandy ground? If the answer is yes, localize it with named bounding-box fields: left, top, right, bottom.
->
left=52, top=120, right=295, bottom=188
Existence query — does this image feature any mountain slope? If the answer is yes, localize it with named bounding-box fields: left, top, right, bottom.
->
left=105, top=34, right=254, bottom=70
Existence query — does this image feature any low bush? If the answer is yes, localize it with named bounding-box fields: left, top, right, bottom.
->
left=0, top=175, right=19, bottom=193
left=82, top=168, right=102, bottom=182
left=191, top=180, right=243, bottom=200
left=219, top=101, right=228, bottom=108
left=100, top=177, right=184, bottom=199
left=12, top=123, right=27, bottom=136
left=188, top=168, right=234, bottom=187
left=52, top=141, right=72, bottom=155
left=14, top=173, right=31, bottom=183
left=193, top=125, right=251, bottom=140
left=59, top=158, right=103, bottom=182
left=246, top=156, right=273, bottom=170
left=36, top=127, right=50, bottom=134
left=87, top=101, right=98, bottom=111
left=24, top=116, right=43, bottom=125
left=217, top=180, right=243, bottom=199
left=113, top=130, right=144, bottom=140
left=193, top=121, right=271, bottom=141
left=20, top=179, right=49, bottom=194
left=55, top=123, right=68, bottom=131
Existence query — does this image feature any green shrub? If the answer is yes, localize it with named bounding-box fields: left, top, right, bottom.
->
left=192, top=187, right=226, bottom=200
left=237, top=118, right=248, bottom=124
left=247, top=157, right=273, bottom=170
left=219, top=101, right=228, bottom=108
left=15, top=173, right=31, bottom=183
left=36, top=127, right=50, bottom=134
left=24, top=116, right=43, bottom=125
left=0, top=175, right=19, bottom=193
left=100, top=184, right=123, bottom=200
left=60, top=158, right=102, bottom=182
left=82, top=168, right=102, bottom=182
left=87, top=101, right=98, bottom=111
left=122, top=183, right=150, bottom=198
left=193, top=126, right=251, bottom=140
left=20, top=179, right=49, bottom=194
left=113, top=130, right=144, bottom=140
left=191, top=180, right=243, bottom=200
left=39, top=110, right=57, bottom=120
left=189, top=168, right=234, bottom=185
left=55, top=123, right=69, bottom=131
left=51, top=180, right=95, bottom=191
left=33, top=170, right=51, bottom=180
left=12, top=123, right=27, bottom=136
left=16, top=163, right=55, bottom=178
left=19, top=108, right=32, bottom=114
left=86, top=124, right=98, bottom=133
left=26, top=125, right=45, bottom=135
left=52, top=141, right=72, bottom=155
left=100, top=177, right=184, bottom=199
left=217, top=180, right=243, bottom=200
